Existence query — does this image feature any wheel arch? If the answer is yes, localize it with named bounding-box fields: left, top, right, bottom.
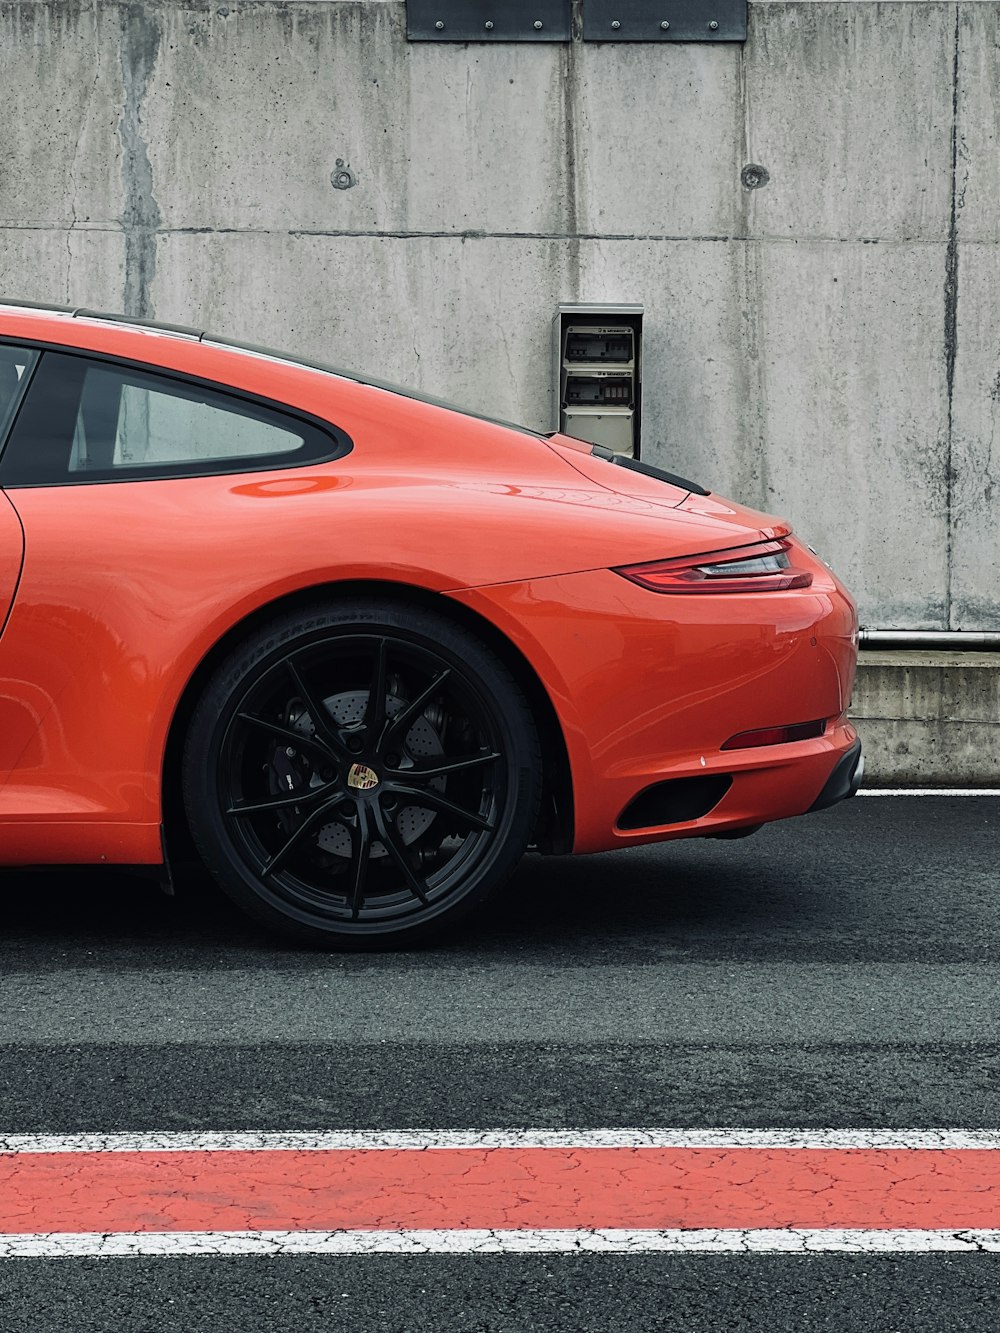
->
left=161, top=579, right=575, bottom=865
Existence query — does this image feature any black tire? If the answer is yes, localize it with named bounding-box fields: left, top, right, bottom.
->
left=181, top=598, right=542, bottom=947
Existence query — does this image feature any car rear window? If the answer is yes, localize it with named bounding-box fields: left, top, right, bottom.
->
left=69, top=365, right=306, bottom=473
left=0, top=351, right=346, bottom=486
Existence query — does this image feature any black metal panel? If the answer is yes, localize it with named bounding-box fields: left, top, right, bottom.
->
left=583, top=0, right=746, bottom=41
left=407, top=0, right=571, bottom=41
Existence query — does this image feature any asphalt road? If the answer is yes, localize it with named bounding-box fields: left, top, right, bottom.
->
left=0, top=796, right=998, bottom=1330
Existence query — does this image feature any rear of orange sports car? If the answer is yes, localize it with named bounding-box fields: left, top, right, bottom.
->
left=0, top=305, right=860, bottom=944
left=449, top=434, right=861, bottom=856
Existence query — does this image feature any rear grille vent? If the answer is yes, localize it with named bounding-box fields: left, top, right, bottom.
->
left=617, top=775, right=733, bottom=831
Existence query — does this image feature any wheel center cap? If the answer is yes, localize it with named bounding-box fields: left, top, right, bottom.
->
left=346, top=762, right=380, bottom=792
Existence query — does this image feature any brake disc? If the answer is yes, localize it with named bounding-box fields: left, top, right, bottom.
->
left=288, top=690, right=445, bottom=860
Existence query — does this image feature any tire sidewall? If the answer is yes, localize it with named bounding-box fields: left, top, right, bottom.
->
left=182, top=599, right=541, bottom=946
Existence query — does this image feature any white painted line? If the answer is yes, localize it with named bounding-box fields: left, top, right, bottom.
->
left=1, top=1228, right=999, bottom=1257
left=858, top=789, right=1000, bottom=797
left=3, top=1129, right=1000, bottom=1153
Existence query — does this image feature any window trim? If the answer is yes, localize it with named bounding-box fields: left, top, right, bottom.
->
left=1, top=306, right=544, bottom=439
left=0, top=340, right=353, bottom=488
left=0, top=344, right=42, bottom=457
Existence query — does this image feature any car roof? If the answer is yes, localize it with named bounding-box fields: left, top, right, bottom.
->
left=0, top=300, right=544, bottom=438
left=0, top=298, right=205, bottom=340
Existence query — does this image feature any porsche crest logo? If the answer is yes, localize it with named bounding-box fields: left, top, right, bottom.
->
left=346, top=762, right=380, bottom=792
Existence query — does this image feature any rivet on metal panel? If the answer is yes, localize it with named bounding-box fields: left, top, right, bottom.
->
left=534, top=19, right=543, bottom=27
left=434, top=19, right=444, bottom=28
left=580, top=0, right=745, bottom=44
left=484, top=19, right=493, bottom=27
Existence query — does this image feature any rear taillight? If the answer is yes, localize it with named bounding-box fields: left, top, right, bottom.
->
left=722, top=719, right=827, bottom=750
left=614, top=538, right=813, bottom=594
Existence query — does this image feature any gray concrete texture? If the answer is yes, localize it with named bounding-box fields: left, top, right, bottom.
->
left=0, top=1, right=997, bottom=631
left=853, top=650, right=1000, bottom=783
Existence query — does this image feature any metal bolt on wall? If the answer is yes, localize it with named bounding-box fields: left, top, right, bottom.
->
left=407, top=0, right=746, bottom=41
left=330, top=159, right=357, bottom=191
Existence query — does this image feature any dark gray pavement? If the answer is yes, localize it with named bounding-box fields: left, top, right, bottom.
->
left=0, top=796, right=998, bottom=1329
left=4, top=1254, right=999, bottom=1333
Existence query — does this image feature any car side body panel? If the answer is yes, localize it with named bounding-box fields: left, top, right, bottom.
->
left=0, top=307, right=860, bottom=868
left=0, top=490, right=23, bottom=633
left=0, top=467, right=765, bottom=858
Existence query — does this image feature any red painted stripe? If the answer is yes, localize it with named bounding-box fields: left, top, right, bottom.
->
left=1, top=1148, right=998, bottom=1235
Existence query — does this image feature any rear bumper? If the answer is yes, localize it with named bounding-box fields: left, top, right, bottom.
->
left=451, top=562, right=860, bottom=854
left=807, top=738, right=864, bottom=813
left=590, top=717, right=862, bottom=850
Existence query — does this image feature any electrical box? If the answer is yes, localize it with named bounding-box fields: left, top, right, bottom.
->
left=555, top=305, right=642, bottom=457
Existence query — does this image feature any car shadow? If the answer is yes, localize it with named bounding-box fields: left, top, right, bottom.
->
left=0, top=824, right=831, bottom=967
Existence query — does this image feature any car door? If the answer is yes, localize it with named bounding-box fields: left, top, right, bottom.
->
left=0, top=345, right=34, bottom=632
left=0, top=490, right=23, bottom=633
left=0, top=345, right=340, bottom=827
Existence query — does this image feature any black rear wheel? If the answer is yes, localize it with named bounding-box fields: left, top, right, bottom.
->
left=182, top=599, right=541, bottom=946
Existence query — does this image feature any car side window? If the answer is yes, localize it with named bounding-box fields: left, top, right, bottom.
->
left=68, top=365, right=305, bottom=473
left=0, top=351, right=346, bottom=486
left=0, top=345, right=39, bottom=447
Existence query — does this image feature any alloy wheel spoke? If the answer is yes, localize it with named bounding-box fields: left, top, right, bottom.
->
left=226, top=781, right=337, bottom=818
left=261, top=796, right=340, bottom=877
left=390, top=784, right=494, bottom=832
left=364, top=637, right=389, bottom=739
left=381, top=668, right=451, bottom=749
left=347, top=802, right=372, bottom=920
left=234, top=712, right=333, bottom=765
left=392, top=750, right=501, bottom=783
left=285, top=659, right=353, bottom=763
left=374, top=804, right=430, bottom=905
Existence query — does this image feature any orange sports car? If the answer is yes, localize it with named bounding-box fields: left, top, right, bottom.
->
left=0, top=302, right=861, bottom=945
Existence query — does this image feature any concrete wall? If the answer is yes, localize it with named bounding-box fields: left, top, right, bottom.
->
left=854, top=652, right=1000, bottom=784
left=1, top=0, right=998, bottom=631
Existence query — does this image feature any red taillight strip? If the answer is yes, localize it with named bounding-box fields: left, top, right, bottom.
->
left=722, top=719, right=827, bottom=751
left=614, top=538, right=813, bottom=594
